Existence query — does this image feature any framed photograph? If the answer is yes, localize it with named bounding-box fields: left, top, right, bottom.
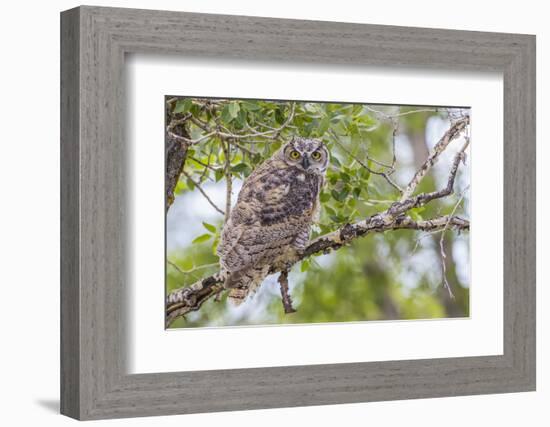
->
left=165, top=98, right=472, bottom=329
left=61, top=6, right=536, bottom=420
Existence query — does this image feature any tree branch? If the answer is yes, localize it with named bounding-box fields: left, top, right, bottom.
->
left=165, top=131, right=189, bottom=212
left=222, top=139, right=232, bottom=223
left=182, top=171, right=225, bottom=216
left=166, top=213, right=469, bottom=326
left=278, top=270, right=296, bottom=314
left=329, top=129, right=403, bottom=193
left=401, top=115, right=469, bottom=201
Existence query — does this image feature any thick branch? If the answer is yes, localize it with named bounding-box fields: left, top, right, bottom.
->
left=166, top=132, right=189, bottom=212
left=165, top=103, right=193, bottom=212
left=166, top=214, right=469, bottom=326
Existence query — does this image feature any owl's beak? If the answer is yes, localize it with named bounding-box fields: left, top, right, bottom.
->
left=301, top=156, right=310, bottom=169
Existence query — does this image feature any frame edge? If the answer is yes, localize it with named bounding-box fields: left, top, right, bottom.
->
left=60, top=6, right=82, bottom=420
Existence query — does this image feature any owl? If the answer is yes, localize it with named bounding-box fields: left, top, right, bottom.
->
left=217, top=137, right=329, bottom=304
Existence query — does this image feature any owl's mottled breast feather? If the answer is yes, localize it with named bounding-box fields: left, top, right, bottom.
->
left=217, top=158, right=321, bottom=272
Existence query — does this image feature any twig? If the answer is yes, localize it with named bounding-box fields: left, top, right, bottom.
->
left=222, top=139, right=232, bottom=223
left=167, top=130, right=217, bottom=145
left=389, top=118, right=398, bottom=170
left=167, top=260, right=219, bottom=276
left=401, top=116, right=470, bottom=201
left=182, top=171, right=225, bottom=216
left=364, top=106, right=439, bottom=120
left=328, top=129, right=403, bottom=193
left=188, top=156, right=217, bottom=172
left=437, top=184, right=469, bottom=298
left=386, top=138, right=469, bottom=220
left=278, top=271, right=296, bottom=314
left=167, top=260, right=185, bottom=276
left=167, top=113, right=193, bottom=131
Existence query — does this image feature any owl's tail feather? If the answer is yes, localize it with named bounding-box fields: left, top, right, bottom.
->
left=225, top=265, right=270, bottom=306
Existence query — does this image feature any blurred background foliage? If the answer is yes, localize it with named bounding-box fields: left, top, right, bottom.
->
left=166, top=97, right=470, bottom=328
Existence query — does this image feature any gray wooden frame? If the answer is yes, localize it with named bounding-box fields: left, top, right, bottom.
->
left=60, top=5, right=536, bottom=420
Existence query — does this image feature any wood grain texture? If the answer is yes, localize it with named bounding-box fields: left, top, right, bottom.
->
left=60, top=5, right=536, bottom=420
left=60, top=7, right=81, bottom=419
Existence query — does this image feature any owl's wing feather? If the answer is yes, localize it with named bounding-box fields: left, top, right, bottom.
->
left=218, top=160, right=315, bottom=272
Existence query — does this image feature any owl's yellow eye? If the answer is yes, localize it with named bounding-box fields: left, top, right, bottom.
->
left=311, top=151, right=322, bottom=161
left=289, top=150, right=301, bottom=160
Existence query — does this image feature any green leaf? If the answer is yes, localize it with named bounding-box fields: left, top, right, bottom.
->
left=174, top=180, right=186, bottom=195
left=301, top=259, right=311, bottom=272
left=202, top=222, right=217, bottom=233
left=341, top=186, right=350, bottom=199
left=231, top=163, right=250, bottom=174
left=330, top=215, right=342, bottom=223
left=192, top=233, right=212, bottom=244
left=228, top=102, right=240, bottom=118
left=220, top=104, right=235, bottom=123
left=173, top=99, right=193, bottom=114
left=409, top=206, right=426, bottom=221
left=179, top=258, right=194, bottom=271
left=274, top=107, right=285, bottom=125
left=242, top=101, right=261, bottom=111
left=318, top=115, right=330, bottom=135
left=320, top=192, right=331, bottom=203
left=236, top=108, right=248, bottom=128
left=330, top=156, right=342, bottom=168
left=319, top=224, right=333, bottom=234
left=359, top=166, right=371, bottom=181
left=331, top=189, right=343, bottom=202
left=331, top=189, right=348, bottom=202
left=215, top=169, right=225, bottom=182
left=356, top=113, right=378, bottom=129
left=324, top=205, right=336, bottom=216
left=212, top=236, right=220, bottom=255
left=340, top=172, right=351, bottom=182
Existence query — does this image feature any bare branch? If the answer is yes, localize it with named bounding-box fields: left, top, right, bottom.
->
left=386, top=137, right=470, bottom=220
left=438, top=185, right=469, bottom=299
left=167, top=260, right=219, bottom=277
left=168, top=130, right=217, bottom=145
left=401, top=115, right=470, bottom=201
left=278, top=270, right=296, bottom=314
left=364, top=106, right=440, bottom=120
left=222, top=139, right=232, bottom=223
left=166, top=113, right=193, bottom=131
left=182, top=171, right=225, bottom=216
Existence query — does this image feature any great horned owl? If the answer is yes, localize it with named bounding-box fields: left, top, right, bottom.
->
left=217, top=137, right=329, bottom=304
